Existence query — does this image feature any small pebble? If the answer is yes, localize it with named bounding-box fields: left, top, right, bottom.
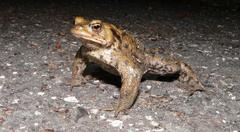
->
left=37, top=92, right=45, bottom=96
left=222, top=58, right=226, bottom=61
left=150, top=121, right=159, bottom=127
left=35, top=23, right=41, bottom=27
left=128, top=123, right=134, bottom=127
left=72, top=41, right=78, bottom=44
left=12, top=99, right=20, bottom=104
left=34, top=123, right=39, bottom=126
left=64, top=96, right=79, bottom=103
left=149, top=37, right=157, bottom=41
left=231, top=96, right=236, bottom=100
left=145, top=115, right=153, bottom=121
left=189, top=44, right=198, bottom=47
left=228, top=92, right=233, bottom=96
left=107, top=119, right=123, bottom=129
left=12, top=72, right=18, bottom=75
left=6, top=63, right=11, bottom=66
left=93, top=80, right=100, bottom=83
left=233, top=57, right=239, bottom=60
left=33, top=72, right=37, bottom=75
left=61, top=38, right=67, bottom=42
left=41, top=74, right=47, bottom=77
left=55, top=78, right=63, bottom=84
left=66, top=67, right=70, bottom=71
left=232, top=39, right=239, bottom=42
left=100, top=114, right=106, bottom=120
left=24, top=62, right=34, bottom=66
left=0, top=85, right=3, bottom=90
left=90, top=108, right=99, bottom=115
left=19, top=125, right=26, bottom=129
left=146, top=85, right=152, bottom=89
left=113, top=91, right=119, bottom=99
left=0, top=75, right=5, bottom=79
left=34, top=111, right=42, bottom=116
left=222, top=119, right=227, bottom=123
left=51, top=96, right=57, bottom=100
left=42, top=56, right=47, bottom=60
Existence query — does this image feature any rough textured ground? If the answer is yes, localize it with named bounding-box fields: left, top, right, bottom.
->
left=0, top=1, right=240, bottom=132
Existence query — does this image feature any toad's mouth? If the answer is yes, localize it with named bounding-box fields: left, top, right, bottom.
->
left=71, top=30, right=109, bottom=47
left=74, top=33, right=107, bottom=45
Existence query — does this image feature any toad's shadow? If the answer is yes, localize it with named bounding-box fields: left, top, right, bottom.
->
left=83, top=64, right=179, bottom=88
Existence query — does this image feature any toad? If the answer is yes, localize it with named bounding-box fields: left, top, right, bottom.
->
left=70, top=16, right=204, bottom=116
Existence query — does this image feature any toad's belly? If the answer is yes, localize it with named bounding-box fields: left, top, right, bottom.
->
left=85, top=49, right=120, bottom=76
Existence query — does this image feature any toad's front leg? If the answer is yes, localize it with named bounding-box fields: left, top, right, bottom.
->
left=70, top=46, right=88, bottom=87
left=114, top=64, right=142, bottom=117
left=102, top=66, right=142, bottom=117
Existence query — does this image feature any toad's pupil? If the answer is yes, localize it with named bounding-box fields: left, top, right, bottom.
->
left=92, top=24, right=101, bottom=30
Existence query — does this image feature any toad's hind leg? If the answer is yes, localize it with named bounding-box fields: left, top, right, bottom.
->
left=147, top=55, right=204, bottom=93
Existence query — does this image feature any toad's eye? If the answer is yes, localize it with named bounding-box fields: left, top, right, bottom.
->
left=90, top=23, right=102, bottom=32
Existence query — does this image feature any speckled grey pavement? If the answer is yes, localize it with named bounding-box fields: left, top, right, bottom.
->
left=0, top=1, right=240, bottom=132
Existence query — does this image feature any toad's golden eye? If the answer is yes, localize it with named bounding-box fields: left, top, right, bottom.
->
left=90, top=23, right=102, bottom=32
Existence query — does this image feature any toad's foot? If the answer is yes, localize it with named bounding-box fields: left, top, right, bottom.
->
left=65, top=76, right=88, bottom=90
left=101, top=104, right=128, bottom=117
left=70, top=78, right=87, bottom=87
left=178, top=65, right=205, bottom=96
left=177, top=83, right=205, bottom=96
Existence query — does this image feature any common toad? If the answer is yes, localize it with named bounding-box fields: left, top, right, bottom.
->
left=70, top=17, right=204, bottom=116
